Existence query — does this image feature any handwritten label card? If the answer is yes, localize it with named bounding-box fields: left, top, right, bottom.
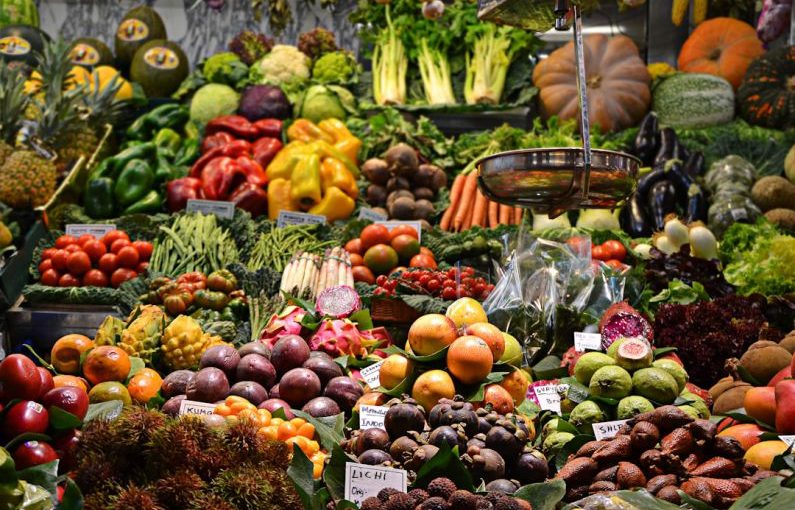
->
left=358, top=208, right=388, bottom=222
left=65, top=224, right=116, bottom=238
left=377, top=221, right=423, bottom=243
left=533, top=384, right=568, bottom=415
left=179, top=400, right=217, bottom=416
left=592, top=419, right=630, bottom=440
left=186, top=199, right=235, bottom=219
left=574, top=332, right=603, bottom=352
left=359, top=405, right=388, bottom=430
left=344, top=463, right=408, bottom=505
left=360, top=361, right=383, bottom=389
left=277, top=210, right=326, bottom=228
left=780, top=435, right=795, bottom=448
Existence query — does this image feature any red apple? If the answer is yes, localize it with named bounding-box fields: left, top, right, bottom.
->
left=0, top=354, right=41, bottom=401
left=3, top=400, right=49, bottom=439
left=42, top=386, right=89, bottom=420
left=36, top=367, right=54, bottom=400
left=52, top=429, right=81, bottom=471
left=12, top=441, right=58, bottom=470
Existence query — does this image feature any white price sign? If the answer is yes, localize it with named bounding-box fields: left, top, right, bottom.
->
left=592, top=419, right=630, bottom=440
left=358, top=208, right=388, bottom=222
left=780, top=435, right=795, bottom=448
left=359, top=405, right=388, bottom=430
left=179, top=400, right=217, bottom=416
left=533, top=384, right=568, bottom=415
left=574, top=332, right=603, bottom=352
left=186, top=199, right=236, bottom=219
left=344, top=463, right=408, bottom=505
left=360, top=361, right=383, bottom=389
left=377, top=221, right=423, bottom=243
left=65, top=224, right=116, bottom=238
left=277, top=210, right=326, bottom=228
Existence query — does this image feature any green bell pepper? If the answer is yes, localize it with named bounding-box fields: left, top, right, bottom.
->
left=84, top=178, right=116, bottom=218
left=106, top=142, right=156, bottom=179
left=154, top=128, right=182, bottom=159
left=173, top=138, right=200, bottom=166
left=114, top=159, right=155, bottom=206
left=126, top=103, right=188, bottom=140
left=154, top=151, right=187, bottom=182
left=122, top=190, right=162, bottom=215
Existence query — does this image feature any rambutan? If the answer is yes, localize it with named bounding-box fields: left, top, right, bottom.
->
left=188, top=493, right=237, bottom=510
left=210, top=465, right=300, bottom=510
left=110, top=484, right=164, bottom=510
left=153, top=470, right=205, bottom=508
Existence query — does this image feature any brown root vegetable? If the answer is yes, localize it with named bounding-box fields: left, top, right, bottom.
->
left=362, top=158, right=390, bottom=185
left=386, top=176, right=411, bottom=192
left=413, top=187, right=435, bottom=201
left=616, top=462, right=646, bottom=489
left=555, top=457, right=598, bottom=486
left=414, top=199, right=435, bottom=220
left=385, top=143, right=419, bottom=177
left=366, top=184, right=388, bottom=206
left=390, top=196, right=417, bottom=220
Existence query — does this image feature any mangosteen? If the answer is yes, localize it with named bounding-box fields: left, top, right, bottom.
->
left=485, top=424, right=524, bottom=463
left=467, top=435, right=487, bottom=452
left=512, top=451, right=549, bottom=484
left=358, top=449, right=393, bottom=466
left=485, top=479, right=518, bottom=494
left=389, top=436, right=419, bottom=462
left=467, top=447, right=505, bottom=482
left=356, top=428, right=390, bottom=455
left=323, top=376, right=363, bottom=413
left=384, top=400, right=426, bottom=440
left=477, top=417, right=493, bottom=435
left=428, top=425, right=464, bottom=450
left=429, top=398, right=478, bottom=438
left=404, top=444, right=438, bottom=471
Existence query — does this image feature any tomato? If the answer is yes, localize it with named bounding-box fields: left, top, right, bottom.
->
left=344, top=238, right=362, bottom=255
left=605, top=259, right=626, bottom=270
left=40, top=269, right=60, bottom=286
left=66, top=251, right=91, bottom=276
left=83, top=269, right=109, bottom=288
left=132, top=241, right=153, bottom=262
left=83, top=240, right=107, bottom=263
left=76, top=234, right=95, bottom=248
left=419, top=247, right=435, bottom=260
left=566, top=236, right=588, bottom=253
left=110, top=239, right=131, bottom=254
left=38, top=259, right=53, bottom=274
left=51, top=250, right=69, bottom=271
left=360, top=224, right=391, bottom=251
left=409, top=253, right=437, bottom=269
left=110, top=268, right=137, bottom=288
left=63, top=244, right=82, bottom=253
left=101, top=230, right=130, bottom=248
left=98, top=253, right=118, bottom=275
left=58, top=274, right=81, bottom=287
left=116, top=246, right=140, bottom=269
left=55, top=235, right=78, bottom=249
left=591, top=245, right=608, bottom=261
left=389, top=225, right=419, bottom=241
left=136, top=262, right=149, bottom=273
left=602, top=240, right=627, bottom=262
left=41, top=248, right=57, bottom=261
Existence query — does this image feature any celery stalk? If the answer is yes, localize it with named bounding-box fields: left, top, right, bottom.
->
left=416, top=38, right=456, bottom=105
left=464, top=24, right=521, bottom=105
left=373, top=7, right=407, bottom=105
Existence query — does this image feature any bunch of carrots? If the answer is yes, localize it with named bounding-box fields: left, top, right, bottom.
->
left=440, top=170, right=523, bottom=231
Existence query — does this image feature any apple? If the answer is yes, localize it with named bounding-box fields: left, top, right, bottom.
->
left=3, top=400, right=49, bottom=439
left=52, top=429, right=81, bottom=471
left=36, top=367, right=54, bottom=400
left=42, top=387, right=89, bottom=420
left=0, top=354, right=41, bottom=401
left=13, top=441, right=58, bottom=470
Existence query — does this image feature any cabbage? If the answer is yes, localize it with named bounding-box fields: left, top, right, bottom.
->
left=190, top=84, right=239, bottom=125
left=295, top=84, right=355, bottom=124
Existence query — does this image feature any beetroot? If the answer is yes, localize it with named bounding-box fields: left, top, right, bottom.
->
left=316, top=285, right=361, bottom=318
left=600, top=311, right=653, bottom=351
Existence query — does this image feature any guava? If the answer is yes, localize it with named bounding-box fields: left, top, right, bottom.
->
left=569, top=400, right=607, bottom=434
left=653, top=359, right=689, bottom=393
left=680, top=390, right=710, bottom=419
left=542, top=431, right=574, bottom=454
left=574, top=352, right=617, bottom=385
left=632, top=367, right=679, bottom=404
left=542, top=418, right=560, bottom=437
left=678, top=405, right=700, bottom=420
left=589, top=366, right=633, bottom=400
left=614, top=337, right=653, bottom=372
left=606, top=337, right=626, bottom=359
left=616, top=395, right=655, bottom=420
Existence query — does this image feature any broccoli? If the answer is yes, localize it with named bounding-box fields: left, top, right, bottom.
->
left=250, top=45, right=311, bottom=91
left=297, top=28, right=338, bottom=60
left=311, top=51, right=359, bottom=85
left=229, top=30, right=274, bottom=66
left=202, top=52, right=248, bottom=86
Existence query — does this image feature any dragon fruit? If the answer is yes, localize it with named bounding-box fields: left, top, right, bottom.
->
left=600, top=310, right=653, bottom=351
left=309, top=319, right=382, bottom=358
left=560, top=347, right=583, bottom=377
left=316, top=285, right=361, bottom=318
left=260, top=305, right=306, bottom=348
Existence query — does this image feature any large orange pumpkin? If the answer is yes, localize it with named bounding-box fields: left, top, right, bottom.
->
left=678, top=17, right=764, bottom=90
left=532, top=34, right=650, bottom=133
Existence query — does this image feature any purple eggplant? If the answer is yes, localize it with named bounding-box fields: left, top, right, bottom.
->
left=621, top=193, right=653, bottom=237
left=648, top=180, right=677, bottom=230
left=663, top=161, right=695, bottom=208
left=683, top=152, right=705, bottom=178
left=686, top=185, right=708, bottom=223
left=653, top=128, right=678, bottom=167
left=633, top=112, right=659, bottom=165
left=636, top=165, right=667, bottom=199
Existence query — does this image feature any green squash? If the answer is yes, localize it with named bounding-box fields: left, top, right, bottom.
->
left=652, top=73, right=735, bottom=129
left=737, top=46, right=795, bottom=130
left=114, top=5, right=166, bottom=72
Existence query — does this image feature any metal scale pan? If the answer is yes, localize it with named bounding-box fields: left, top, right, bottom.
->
left=475, top=0, right=640, bottom=217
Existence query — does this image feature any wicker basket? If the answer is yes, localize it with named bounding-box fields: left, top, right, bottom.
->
left=371, top=298, right=421, bottom=324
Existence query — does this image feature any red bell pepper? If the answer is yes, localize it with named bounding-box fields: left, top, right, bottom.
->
left=230, top=183, right=268, bottom=217
left=251, top=137, right=283, bottom=169
left=201, top=157, right=246, bottom=200
left=189, top=139, right=251, bottom=178
left=205, top=115, right=259, bottom=139
left=236, top=156, right=268, bottom=187
left=201, top=132, right=236, bottom=154
left=166, top=177, right=203, bottom=212
left=252, top=119, right=283, bottom=139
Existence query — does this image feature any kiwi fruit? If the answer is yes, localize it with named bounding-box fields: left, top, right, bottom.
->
left=739, top=343, right=792, bottom=384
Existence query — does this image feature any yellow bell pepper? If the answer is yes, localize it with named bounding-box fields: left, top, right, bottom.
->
left=318, top=118, right=354, bottom=143
left=313, top=140, right=359, bottom=178
left=267, top=178, right=296, bottom=220
left=333, top=137, right=362, bottom=166
left=286, top=119, right=335, bottom=144
left=309, top=186, right=355, bottom=222
left=320, top=158, right=359, bottom=199
left=265, top=141, right=309, bottom=181
left=290, top=154, right=322, bottom=211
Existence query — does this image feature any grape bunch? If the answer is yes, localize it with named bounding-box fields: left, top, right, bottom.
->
left=373, top=266, right=494, bottom=301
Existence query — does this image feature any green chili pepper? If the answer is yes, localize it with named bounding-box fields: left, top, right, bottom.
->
left=114, top=159, right=155, bottom=206
left=122, top=190, right=162, bottom=215
left=84, top=178, right=116, bottom=218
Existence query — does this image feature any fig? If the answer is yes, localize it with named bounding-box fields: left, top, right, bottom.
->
left=356, top=428, right=390, bottom=455
left=258, top=398, right=294, bottom=419
left=236, top=354, right=277, bottom=389
left=513, top=451, right=549, bottom=484
left=358, top=449, right=392, bottom=465
left=384, top=400, right=426, bottom=440
left=323, top=376, right=363, bottom=413
left=303, top=356, right=344, bottom=386
left=485, top=479, right=518, bottom=494
left=389, top=436, right=419, bottom=461
left=161, top=370, right=195, bottom=398
left=271, top=335, right=311, bottom=375
left=186, top=367, right=229, bottom=403
left=302, top=396, right=341, bottom=418
left=200, top=345, right=240, bottom=379
left=228, top=381, right=268, bottom=405
left=279, top=368, right=321, bottom=408
left=162, top=395, right=187, bottom=416
left=238, top=341, right=271, bottom=359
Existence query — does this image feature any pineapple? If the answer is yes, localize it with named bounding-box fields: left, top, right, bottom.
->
left=0, top=64, right=30, bottom=167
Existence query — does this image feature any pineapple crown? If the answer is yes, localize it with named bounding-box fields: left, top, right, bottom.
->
left=0, top=65, right=31, bottom=144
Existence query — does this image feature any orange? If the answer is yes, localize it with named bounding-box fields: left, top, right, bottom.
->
left=127, top=369, right=163, bottom=404
left=718, top=423, right=764, bottom=451
left=51, top=334, right=94, bottom=374
left=447, top=336, right=494, bottom=385
left=466, top=322, right=506, bottom=360
left=352, top=265, right=375, bottom=284
left=483, top=384, right=514, bottom=414
left=53, top=374, right=89, bottom=392
left=360, top=224, right=391, bottom=251
left=389, top=225, right=418, bottom=241
left=499, top=369, right=531, bottom=404
left=744, top=387, right=777, bottom=425
left=744, top=440, right=789, bottom=470
left=411, top=369, right=455, bottom=412
left=408, top=314, right=458, bottom=356
left=82, top=346, right=131, bottom=385
left=379, top=354, right=414, bottom=390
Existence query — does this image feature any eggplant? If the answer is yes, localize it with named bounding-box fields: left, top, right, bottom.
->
left=636, top=165, right=667, bottom=199
left=620, top=193, right=653, bottom=237
left=686, top=185, right=708, bottom=223
left=648, top=180, right=677, bottom=230
left=672, top=138, right=689, bottom=163
left=663, top=161, right=695, bottom=208
left=653, top=128, right=678, bottom=167
left=683, top=151, right=705, bottom=178
left=633, top=112, right=659, bottom=165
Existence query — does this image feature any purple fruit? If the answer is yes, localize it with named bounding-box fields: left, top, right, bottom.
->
left=270, top=335, right=310, bottom=376
left=236, top=354, right=277, bottom=388
left=601, top=311, right=653, bottom=350
left=162, top=395, right=187, bottom=416
left=228, top=381, right=268, bottom=405
left=238, top=341, right=271, bottom=359
left=270, top=384, right=280, bottom=399
left=161, top=370, right=195, bottom=398
left=303, top=356, right=344, bottom=387
left=186, top=368, right=229, bottom=403
left=200, top=345, right=240, bottom=380
left=323, top=376, right=364, bottom=413
left=302, top=396, right=341, bottom=418
left=279, top=368, right=321, bottom=408
left=258, top=398, right=294, bottom=419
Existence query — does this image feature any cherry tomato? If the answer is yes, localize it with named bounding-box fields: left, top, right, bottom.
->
left=58, top=274, right=81, bottom=287
left=602, top=240, right=627, bottom=262
left=40, top=269, right=60, bottom=286
left=136, top=262, right=149, bottom=273
left=591, top=245, right=608, bottom=261
left=605, top=259, right=626, bottom=270
left=66, top=251, right=91, bottom=276
left=110, top=268, right=137, bottom=288
left=132, top=241, right=153, bottom=262
left=116, top=246, right=140, bottom=269
left=441, top=287, right=457, bottom=300
left=101, top=230, right=129, bottom=248
left=83, top=269, right=108, bottom=288
left=77, top=234, right=95, bottom=248
left=98, top=253, right=118, bottom=275
left=41, top=248, right=57, bottom=261
left=63, top=244, right=82, bottom=253
left=110, top=239, right=131, bottom=254
left=55, top=235, right=78, bottom=249
left=51, top=250, right=69, bottom=271
left=83, top=240, right=107, bottom=263
left=427, top=279, right=441, bottom=292
left=38, top=259, right=53, bottom=274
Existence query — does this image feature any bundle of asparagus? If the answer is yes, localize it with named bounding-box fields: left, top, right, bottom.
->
left=279, top=248, right=353, bottom=300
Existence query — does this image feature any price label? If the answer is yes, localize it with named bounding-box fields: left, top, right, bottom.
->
left=533, top=384, right=568, bottom=415
left=359, top=405, right=388, bottom=430
left=360, top=361, right=383, bottom=389
left=344, top=463, right=408, bottom=505
left=574, top=332, right=603, bottom=352
left=358, top=208, right=388, bottom=222
left=780, top=436, right=795, bottom=448
left=592, top=419, right=630, bottom=440
left=186, top=199, right=236, bottom=219
left=179, top=399, right=217, bottom=416
left=277, top=210, right=326, bottom=228
left=377, top=221, right=423, bottom=243
left=65, top=224, right=116, bottom=238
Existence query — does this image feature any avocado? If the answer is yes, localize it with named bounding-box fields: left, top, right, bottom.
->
left=114, top=5, right=166, bottom=72
left=69, top=37, right=114, bottom=68
left=130, top=39, right=188, bottom=98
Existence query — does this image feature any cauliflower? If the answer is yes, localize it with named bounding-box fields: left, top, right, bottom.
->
left=251, top=45, right=310, bottom=90
left=203, top=52, right=248, bottom=86
left=312, top=51, right=359, bottom=85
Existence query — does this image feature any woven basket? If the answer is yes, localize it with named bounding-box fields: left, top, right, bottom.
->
left=371, top=298, right=420, bottom=324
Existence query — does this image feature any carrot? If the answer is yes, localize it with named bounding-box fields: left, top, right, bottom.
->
left=453, top=172, right=478, bottom=231
left=488, top=200, right=499, bottom=228
left=440, top=173, right=466, bottom=231
left=499, top=204, right=512, bottom=225
left=472, top=190, right=488, bottom=228
left=513, top=207, right=523, bottom=225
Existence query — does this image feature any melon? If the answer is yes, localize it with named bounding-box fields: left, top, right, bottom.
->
left=114, top=5, right=166, bottom=72
left=652, top=73, right=735, bottom=129
left=0, top=24, right=48, bottom=65
left=130, top=39, right=188, bottom=98
left=69, top=37, right=114, bottom=68
left=0, top=0, right=38, bottom=28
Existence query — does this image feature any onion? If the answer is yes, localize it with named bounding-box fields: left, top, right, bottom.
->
left=633, top=243, right=653, bottom=260
left=689, top=225, right=718, bottom=260
left=654, top=235, right=676, bottom=255
left=663, top=216, right=689, bottom=249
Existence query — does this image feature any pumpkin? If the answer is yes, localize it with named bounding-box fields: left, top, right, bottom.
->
left=677, top=17, right=764, bottom=90
left=532, top=34, right=650, bottom=133
left=737, top=46, right=795, bottom=130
